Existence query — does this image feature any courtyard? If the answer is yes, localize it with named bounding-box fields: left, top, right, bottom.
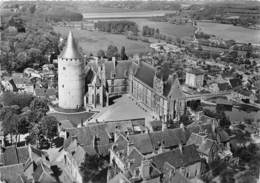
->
left=88, top=94, right=154, bottom=123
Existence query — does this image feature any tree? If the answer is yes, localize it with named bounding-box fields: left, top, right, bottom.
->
left=120, top=46, right=128, bottom=60
left=80, top=153, right=105, bottom=183
left=97, top=49, right=105, bottom=58
left=2, top=92, right=34, bottom=109
left=39, top=116, right=58, bottom=140
left=218, top=111, right=231, bottom=128
left=106, top=45, right=118, bottom=60
left=0, top=107, right=19, bottom=144
left=30, top=97, right=49, bottom=114
left=29, top=98, right=49, bottom=123
left=26, top=123, right=40, bottom=145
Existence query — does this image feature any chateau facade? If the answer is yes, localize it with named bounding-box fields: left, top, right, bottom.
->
left=86, top=58, right=186, bottom=121
left=58, top=32, right=186, bottom=120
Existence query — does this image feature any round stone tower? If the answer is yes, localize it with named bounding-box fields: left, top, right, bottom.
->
left=58, top=31, right=85, bottom=109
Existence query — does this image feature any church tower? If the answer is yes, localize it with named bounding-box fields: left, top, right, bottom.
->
left=58, top=31, right=85, bottom=109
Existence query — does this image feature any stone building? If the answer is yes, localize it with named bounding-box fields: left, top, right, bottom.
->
left=86, top=58, right=186, bottom=121
left=58, top=31, right=186, bottom=120
left=58, top=31, right=85, bottom=109
left=185, top=68, right=204, bottom=89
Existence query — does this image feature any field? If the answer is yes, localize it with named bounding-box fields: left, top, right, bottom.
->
left=198, top=22, right=260, bottom=44
left=133, top=19, right=194, bottom=40
left=83, top=11, right=176, bottom=19
left=54, top=17, right=194, bottom=56
left=54, top=26, right=152, bottom=56
left=98, top=18, right=195, bottom=40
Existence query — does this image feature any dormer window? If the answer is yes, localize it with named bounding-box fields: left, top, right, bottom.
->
left=111, top=72, right=116, bottom=78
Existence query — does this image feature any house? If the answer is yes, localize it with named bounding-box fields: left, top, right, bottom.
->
left=109, top=140, right=161, bottom=183
left=1, top=74, right=34, bottom=93
left=108, top=141, right=202, bottom=182
left=107, top=126, right=197, bottom=182
left=229, top=78, right=242, bottom=89
left=232, top=88, right=255, bottom=103
left=59, top=118, right=146, bottom=183
left=217, top=82, right=232, bottom=92
left=0, top=163, right=24, bottom=183
left=162, top=162, right=191, bottom=183
left=0, top=145, right=29, bottom=166
left=151, top=144, right=202, bottom=179
left=185, top=68, right=204, bottom=89
left=187, top=133, right=219, bottom=163
left=34, top=88, right=57, bottom=100
left=0, top=145, right=52, bottom=183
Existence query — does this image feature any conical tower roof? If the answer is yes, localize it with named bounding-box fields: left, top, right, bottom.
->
left=60, top=31, right=81, bottom=59
left=168, top=77, right=184, bottom=99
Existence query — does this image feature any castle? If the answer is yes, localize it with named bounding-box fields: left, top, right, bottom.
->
left=58, top=31, right=85, bottom=109
left=58, top=32, right=186, bottom=121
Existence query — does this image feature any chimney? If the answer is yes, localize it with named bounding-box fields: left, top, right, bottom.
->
left=127, top=140, right=134, bottom=156
left=212, top=119, right=218, bottom=134
left=158, top=140, right=165, bottom=154
left=180, top=123, right=185, bottom=132
left=178, top=143, right=183, bottom=154
left=140, top=159, right=151, bottom=180
left=112, top=57, right=117, bottom=67
left=133, top=54, right=140, bottom=65
left=145, top=127, right=150, bottom=134
left=162, top=121, right=167, bottom=131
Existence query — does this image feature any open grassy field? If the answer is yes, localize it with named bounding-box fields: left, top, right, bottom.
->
left=133, top=19, right=194, bottom=40
left=98, top=18, right=195, bottom=40
left=54, top=26, right=152, bottom=56
left=198, top=22, right=260, bottom=44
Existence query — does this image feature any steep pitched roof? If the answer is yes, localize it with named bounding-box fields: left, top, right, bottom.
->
left=108, top=173, right=131, bottom=183
left=0, top=163, right=24, bottom=183
left=64, top=119, right=146, bottom=156
left=229, top=78, right=242, bottom=88
left=134, top=61, right=156, bottom=88
left=151, top=144, right=201, bottom=171
left=104, top=60, right=132, bottom=80
left=197, top=139, right=216, bottom=156
left=60, top=31, right=81, bottom=59
left=66, top=140, right=86, bottom=166
left=33, top=162, right=56, bottom=183
left=186, top=133, right=205, bottom=146
left=3, top=146, right=29, bottom=166
left=163, top=162, right=191, bottom=183
left=128, top=128, right=189, bottom=155
left=218, top=82, right=232, bottom=91
left=167, top=78, right=184, bottom=99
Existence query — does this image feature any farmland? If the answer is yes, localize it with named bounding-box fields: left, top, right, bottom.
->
left=54, top=26, right=152, bottom=56
left=198, top=22, right=260, bottom=44
left=95, top=18, right=195, bottom=40
left=132, top=19, right=194, bottom=40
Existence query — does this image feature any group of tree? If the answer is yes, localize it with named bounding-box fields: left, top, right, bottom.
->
left=80, top=153, right=108, bottom=183
left=142, top=25, right=174, bottom=43
left=195, top=32, right=211, bottom=40
left=95, top=21, right=138, bottom=35
left=0, top=92, right=58, bottom=147
left=97, top=45, right=128, bottom=60
left=43, top=7, right=83, bottom=22
left=142, top=26, right=160, bottom=37
left=191, top=3, right=259, bottom=26
left=0, top=8, right=61, bottom=72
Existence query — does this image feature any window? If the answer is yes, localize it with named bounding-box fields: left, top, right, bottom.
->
left=62, top=84, right=64, bottom=88
left=63, top=67, right=66, bottom=70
